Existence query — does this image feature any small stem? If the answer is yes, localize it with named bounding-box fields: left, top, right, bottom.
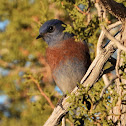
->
left=30, top=75, right=55, bottom=109
left=74, top=4, right=88, bottom=15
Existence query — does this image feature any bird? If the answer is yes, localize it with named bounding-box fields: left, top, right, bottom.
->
left=36, top=19, right=91, bottom=126
left=36, top=19, right=91, bottom=94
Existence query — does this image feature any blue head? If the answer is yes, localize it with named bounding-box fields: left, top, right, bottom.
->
left=36, top=19, right=74, bottom=47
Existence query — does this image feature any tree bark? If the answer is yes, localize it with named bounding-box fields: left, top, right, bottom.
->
left=99, top=0, right=126, bottom=21
left=98, top=0, right=126, bottom=125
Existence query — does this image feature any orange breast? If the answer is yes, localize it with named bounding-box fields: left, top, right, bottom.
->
left=46, top=38, right=90, bottom=71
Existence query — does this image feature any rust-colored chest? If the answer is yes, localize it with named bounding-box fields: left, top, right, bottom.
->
left=46, top=38, right=90, bottom=71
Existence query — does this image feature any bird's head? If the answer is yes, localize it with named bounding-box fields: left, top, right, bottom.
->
left=36, top=19, right=74, bottom=47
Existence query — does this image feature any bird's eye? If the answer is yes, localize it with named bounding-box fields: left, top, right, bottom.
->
left=47, top=26, right=55, bottom=33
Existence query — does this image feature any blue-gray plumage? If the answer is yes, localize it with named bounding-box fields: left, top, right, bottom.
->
left=53, top=58, right=87, bottom=93
left=36, top=19, right=91, bottom=94
left=36, top=19, right=74, bottom=47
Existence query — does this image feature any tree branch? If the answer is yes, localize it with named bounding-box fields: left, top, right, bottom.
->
left=102, top=26, right=126, bottom=52
left=108, top=21, right=121, bottom=31
left=80, top=33, right=121, bottom=85
left=29, top=75, right=55, bottom=109
left=95, top=1, right=122, bottom=55
left=99, top=0, right=126, bottom=21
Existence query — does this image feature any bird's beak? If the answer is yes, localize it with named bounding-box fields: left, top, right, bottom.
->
left=36, top=34, right=42, bottom=39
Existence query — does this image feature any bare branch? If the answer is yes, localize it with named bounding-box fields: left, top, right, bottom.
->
left=95, top=2, right=122, bottom=55
left=97, top=20, right=122, bottom=55
left=93, top=73, right=124, bottom=110
left=102, top=26, right=126, bottom=52
left=100, top=75, right=119, bottom=98
left=97, top=30, right=105, bottom=55
left=62, top=117, right=66, bottom=126
left=108, top=21, right=122, bottom=31
left=116, top=49, right=121, bottom=78
left=93, top=74, right=122, bottom=110
left=102, top=74, right=110, bottom=86
left=95, top=2, right=102, bottom=19
left=81, top=33, right=120, bottom=85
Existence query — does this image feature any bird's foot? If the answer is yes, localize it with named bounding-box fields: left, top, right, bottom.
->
left=56, top=94, right=67, bottom=110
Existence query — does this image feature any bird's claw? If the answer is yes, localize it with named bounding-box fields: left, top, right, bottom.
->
left=56, top=94, right=67, bottom=110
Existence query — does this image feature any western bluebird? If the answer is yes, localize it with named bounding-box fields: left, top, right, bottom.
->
left=36, top=19, right=91, bottom=94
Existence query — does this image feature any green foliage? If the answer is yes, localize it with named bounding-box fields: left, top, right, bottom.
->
left=114, top=0, right=126, bottom=6
left=0, top=0, right=126, bottom=126
left=61, top=0, right=99, bottom=57
left=0, top=0, right=58, bottom=125
left=67, top=81, right=120, bottom=126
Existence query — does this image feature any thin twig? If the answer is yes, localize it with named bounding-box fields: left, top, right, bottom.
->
left=74, top=4, right=88, bottom=15
left=95, top=3, right=102, bottom=19
left=66, top=119, right=74, bottom=126
left=108, top=21, right=122, bottom=31
left=29, top=75, right=55, bottom=109
left=102, top=26, right=126, bottom=52
left=62, top=117, right=66, bottom=126
left=93, top=74, right=122, bottom=109
left=97, top=21, right=121, bottom=55
left=95, top=2, right=107, bottom=55
left=100, top=75, right=119, bottom=98
left=97, top=30, right=105, bottom=55
left=95, top=2, right=122, bottom=55
left=115, top=50, right=123, bottom=122
left=102, top=74, right=110, bottom=86
left=116, top=49, right=121, bottom=78
left=97, top=21, right=122, bottom=55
